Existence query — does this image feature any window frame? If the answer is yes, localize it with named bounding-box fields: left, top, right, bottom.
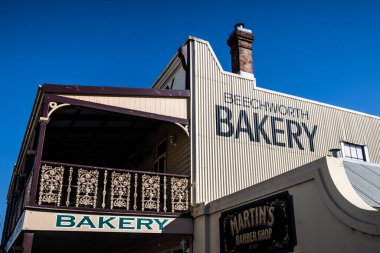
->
left=340, top=141, right=369, bottom=162
left=153, top=139, right=167, bottom=173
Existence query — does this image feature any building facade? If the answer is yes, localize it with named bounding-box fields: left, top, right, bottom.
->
left=2, top=24, right=380, bottom=253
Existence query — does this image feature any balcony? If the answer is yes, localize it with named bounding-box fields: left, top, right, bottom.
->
left=2, top=89, right=193, bottom=252
left=36, top=161, right=190, bottom=214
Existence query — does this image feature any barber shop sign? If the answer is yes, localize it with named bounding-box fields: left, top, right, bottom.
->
left=219, top=191, right=297, bottom=253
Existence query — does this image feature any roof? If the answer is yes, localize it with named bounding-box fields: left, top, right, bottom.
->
left=42, top=83, right=190, bottom=97
left=344, top=159, right=380, bottom=208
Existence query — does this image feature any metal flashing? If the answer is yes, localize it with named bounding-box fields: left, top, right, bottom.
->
left=42, top=84, right=190, bottom=98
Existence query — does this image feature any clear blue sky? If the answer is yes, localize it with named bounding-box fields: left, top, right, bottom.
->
left=1, top=0, right=379, bottom=234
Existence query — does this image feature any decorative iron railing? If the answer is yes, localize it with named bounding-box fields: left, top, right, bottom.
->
left=37, top=161, right=190, bottom=213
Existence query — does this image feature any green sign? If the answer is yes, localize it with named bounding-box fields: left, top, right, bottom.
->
left=56, top=214, right=170, bottom=231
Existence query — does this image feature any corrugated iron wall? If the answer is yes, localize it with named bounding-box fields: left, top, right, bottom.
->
left=167, top=129, right=190, bottom=175
left=61, top=95, right=188, bottom=120
left=137, top=124, right=190, bottom=176
left=192, top=39, right=380, bottom=204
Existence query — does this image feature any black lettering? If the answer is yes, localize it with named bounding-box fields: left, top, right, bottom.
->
left=267, top=103, right=278, bottom=113
left=271, top=116, right=285, bottom=147
left=253, top=113, right=271, bottom=144
left=216, top=105, right=234, bottom=137
left=250, top=99, right=260, bottom=109
left=259, top=101, right=268, bottom=111
left=301, top=110, right=309, bottom=120
left=302, top=123, right=317, bottom=152
left=224, top=92, right=233, bottom=104
left=286, top=120, right=304, bottom=150
left=294, top=108, right=301, bottom=118
left=288, top=107, right=295, bottom=117
left=235, top=110, right=254, bottom=141
left=278, top=105, right=288, bottom=115
left=234, top=95, right=242, bottom=106
left=242, top=96, right=250, bottom=107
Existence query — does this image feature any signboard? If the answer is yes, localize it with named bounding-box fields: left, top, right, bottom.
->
left=219, top=192, right=297, bottom=253
left=22, top=210, right=193, bottom=234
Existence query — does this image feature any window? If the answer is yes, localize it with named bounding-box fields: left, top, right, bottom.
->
left=341, top=142, right=368, bottom=161
left=153, top=139, right=167, bottom=173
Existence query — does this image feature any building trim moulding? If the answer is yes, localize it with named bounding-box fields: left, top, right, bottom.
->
left=39, top=101, right=70, bottom=123
left=5, top=212, right=25, bottom=253
left=7, top=87, right=43, bottom=200
left=43, top=84, right=190, bottom=98
left=41, top=160, right=190, bottom=179
left=24, top=205, right=188, bottom=218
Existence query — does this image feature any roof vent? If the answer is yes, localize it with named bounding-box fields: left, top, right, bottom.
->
left=329, top=148, right=342, bottom=158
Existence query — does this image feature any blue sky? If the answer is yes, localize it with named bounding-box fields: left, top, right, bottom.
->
left=1, top=0, right=380, bottom=235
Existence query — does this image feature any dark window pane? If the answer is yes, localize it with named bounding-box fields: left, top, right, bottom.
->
left=157, top=141, right=166, bottom=156
left=159, top=157, right=165, bottom=173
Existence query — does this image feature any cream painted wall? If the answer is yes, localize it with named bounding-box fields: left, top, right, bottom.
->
left=192, top=157, right=380, bottom=253
left=191, top=38, right=380, bottom=204
left=137, top=123, right=190, bottom=176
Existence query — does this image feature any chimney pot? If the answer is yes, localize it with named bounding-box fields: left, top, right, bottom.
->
left=227, top=24, right=255, bottom=77
left=234, top=23, right=245, bottom=29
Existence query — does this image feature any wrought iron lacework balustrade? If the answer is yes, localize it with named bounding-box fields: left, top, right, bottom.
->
left=37, top=162, right=190, bottom=213
left=110, top=171, right=131, bottom=210
left=76, top=169, right=99, bottom=208
left=38, top=165, right=64, bottom=206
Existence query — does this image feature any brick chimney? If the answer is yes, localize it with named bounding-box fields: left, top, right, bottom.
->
left=227, top=23, right=255, bottom=77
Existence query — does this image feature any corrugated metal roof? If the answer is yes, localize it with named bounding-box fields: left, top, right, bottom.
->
left=343, top=159, right=380, bottom=208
